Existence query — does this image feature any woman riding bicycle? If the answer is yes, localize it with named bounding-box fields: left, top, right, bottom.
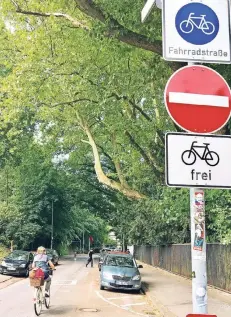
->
left=32, top=246, right=55, bottom=297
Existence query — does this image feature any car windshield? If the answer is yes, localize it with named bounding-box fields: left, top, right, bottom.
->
left=105, top=255, right=135, bottom=268
left=7, top=252, right=28, bottom=261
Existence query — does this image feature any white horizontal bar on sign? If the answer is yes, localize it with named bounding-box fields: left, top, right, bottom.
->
left=169, top=92, right=229, bottom=108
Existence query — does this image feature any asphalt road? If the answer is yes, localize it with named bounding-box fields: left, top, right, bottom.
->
left=0, top=255, right=157, bottom=317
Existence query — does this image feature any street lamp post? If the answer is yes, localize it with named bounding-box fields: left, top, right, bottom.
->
left=51, top=200, right=54, bottom=249
left=82, top=226, right=85, bottom=253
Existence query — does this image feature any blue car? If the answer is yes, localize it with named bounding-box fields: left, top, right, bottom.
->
left=100, top=253, right=143, bottom=292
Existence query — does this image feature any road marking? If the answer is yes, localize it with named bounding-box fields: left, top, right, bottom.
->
left=95, top=291, right=150, bottom=317
left=53, top=280, right=77, bottom=286
left=107, top=295, right=143, bottom=300
left=121, top=302, right=146, bottom=307
left=59, top=289, right=71, bottom=293
left=169, top=92, right=229, bottom=107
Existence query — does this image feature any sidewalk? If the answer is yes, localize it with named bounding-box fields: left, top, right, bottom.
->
left=140, top=262, right=231, bottom=317
left=0, top=274, right=12, bottom=283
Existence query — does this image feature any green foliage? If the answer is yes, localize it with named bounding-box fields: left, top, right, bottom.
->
left=0, top=0, right=230, bottom=248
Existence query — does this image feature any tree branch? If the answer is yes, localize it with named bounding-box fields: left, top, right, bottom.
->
left=125, top=130, right=164, bottom=176
left=12, top=1, right=162, bottom=55
left=41, top=98, right=98, bottom=108
left=76, top=111, right=146, bottom=199
left=75, top=0, right=162, bottom=55
left=13, top=2, right=89, bottom=30
left=109, top=93, right=152, bottom=122
left=111, top=132, right=129, bottom=188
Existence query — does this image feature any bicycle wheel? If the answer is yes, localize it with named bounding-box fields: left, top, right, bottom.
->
left=202, top=22, right=215, bottom=35
left=205, top=151, right=219, bottom=166
left=180, top=20, right=193, bottom=33
left=34, top=287, right=43, bottom=316
left=181, top=150, right=196, bottom=165
left=45, top=289, right=50, bottom=309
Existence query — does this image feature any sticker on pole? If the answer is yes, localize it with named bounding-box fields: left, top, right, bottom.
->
left=175, top=3, right=219, bottom=45
left=193, top=191, right=205, bottom=251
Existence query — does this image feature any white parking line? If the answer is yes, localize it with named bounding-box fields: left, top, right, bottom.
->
left=121, top=302, right=146, bottom=307
left=95, top=291, right=149, bottom=317
left=107, top=295, right=143, bottom=300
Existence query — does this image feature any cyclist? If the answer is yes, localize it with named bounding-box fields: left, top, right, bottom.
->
left=32, top=246, right=55, bottom=297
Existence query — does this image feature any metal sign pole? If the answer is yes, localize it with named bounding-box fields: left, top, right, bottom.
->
left=190, top=188, right=207, bottom=313
left=188, top=61, right=207, bottom=314
left=143, top=2, right=211, bottom=313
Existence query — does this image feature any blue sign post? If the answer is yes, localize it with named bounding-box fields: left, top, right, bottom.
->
left=175, top=3, right=219, bottom=45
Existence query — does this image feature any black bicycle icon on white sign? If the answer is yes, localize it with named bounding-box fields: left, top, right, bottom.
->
left=181, top=141, right=219, bottom=167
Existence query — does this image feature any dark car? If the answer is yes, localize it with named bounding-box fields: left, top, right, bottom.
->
left=46, top=249, right=59, bottom=265
left=0, top=250, right=34, bottom=277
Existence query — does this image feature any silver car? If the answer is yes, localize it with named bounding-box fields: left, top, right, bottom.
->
left=100, top=253, right=143, bottom=291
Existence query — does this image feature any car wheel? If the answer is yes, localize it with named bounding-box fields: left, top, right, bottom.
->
left=100, top=285, right=104, bottom=290
left=24, top=269, right=29, bottom=278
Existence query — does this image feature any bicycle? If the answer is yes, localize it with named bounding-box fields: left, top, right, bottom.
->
left=180, top=13, right=215, bottom=35
left=31, top=269, right=55, bottom=316
left=181, top=141, right=219, bottom=167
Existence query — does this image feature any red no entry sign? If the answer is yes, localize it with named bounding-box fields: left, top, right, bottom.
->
left=164, top=65, right=231, bottom=133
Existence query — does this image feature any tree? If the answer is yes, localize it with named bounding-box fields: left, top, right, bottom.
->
left=0, top=0, right=173, bottom=200
left=0, top=1, right=231, bottom=246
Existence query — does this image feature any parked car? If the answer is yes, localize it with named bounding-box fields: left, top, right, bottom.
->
left=46, top=249, right=59, bottom=265
left=100, top=253, right=143, bottom=292
left=0, top=250, right=34, bottom=277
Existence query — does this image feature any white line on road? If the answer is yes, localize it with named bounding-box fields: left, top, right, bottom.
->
left=95, top=291, right=149, bottom=317
left=169, top=92, right=229, bottom=107
left=107, top=295, right=143, bottom=300
left=121, top=302, right=146, bottom=307
left=53, top=279, right=77, bottom=286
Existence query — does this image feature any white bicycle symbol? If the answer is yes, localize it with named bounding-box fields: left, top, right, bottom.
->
left=180, top=13, right=215, bottom=35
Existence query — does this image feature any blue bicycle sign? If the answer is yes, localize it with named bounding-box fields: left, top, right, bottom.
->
left=175, top=3, right=219, bottom=45
left=180, top=13, right=215, bottom=35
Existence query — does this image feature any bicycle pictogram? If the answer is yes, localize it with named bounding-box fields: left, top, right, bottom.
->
left=181, top=141, right=219, bottom=166
left=180, top=13, right=215, bottom=35
left=175, top=3, right=219, bottom=45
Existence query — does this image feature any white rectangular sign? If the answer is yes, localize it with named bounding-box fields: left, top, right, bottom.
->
left=166, top=133, right=231, bottom=188
left=162, top=0, right=231, bottom=63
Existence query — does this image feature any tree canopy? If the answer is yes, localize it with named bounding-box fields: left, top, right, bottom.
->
left=0, top=0, right=231, bottom=249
